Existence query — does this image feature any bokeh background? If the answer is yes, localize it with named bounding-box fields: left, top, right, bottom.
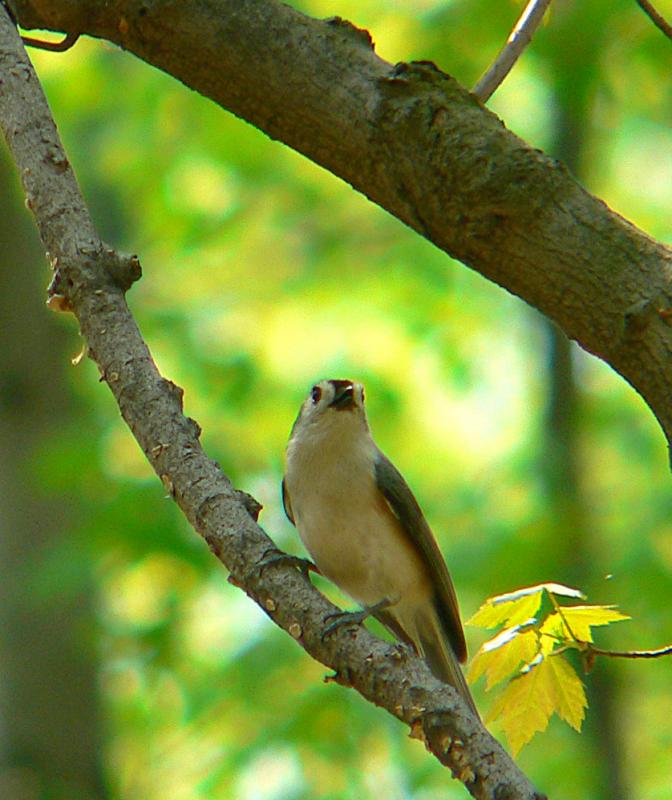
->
left=1, top=1, right=672, bottom=798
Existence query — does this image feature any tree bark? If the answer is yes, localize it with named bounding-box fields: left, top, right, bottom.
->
left=0, top=7, right=544, bottom=799
left=11, top=0, right=672, bottom=455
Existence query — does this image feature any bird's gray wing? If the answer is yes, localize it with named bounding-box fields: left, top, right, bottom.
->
left=374, top=451, right=467, bottom=663
left=281, top=478, right=295, bottom=526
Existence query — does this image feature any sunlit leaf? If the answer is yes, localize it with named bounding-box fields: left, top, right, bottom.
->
left=540, top=606, right=630, bottom=644
left=486, top=657, right=555, bottom=755
left=468, top=628, right=539, bottom=690
left=544, top=656, right=587, bottom=731
left=492, top=583, right=585, bottom=603
left=468, top=583, right=586, bottom=630
left=487, top=652, right=587, bottom=754
left=468, top=592, right=542, bottom=629
left=482, top=621, right=537, bottom=652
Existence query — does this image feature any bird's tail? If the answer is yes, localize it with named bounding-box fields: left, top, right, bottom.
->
left=415, top=605, right=479, bottom=718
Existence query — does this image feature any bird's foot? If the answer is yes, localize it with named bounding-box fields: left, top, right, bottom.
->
left=321, top=597, right=393, bottom=640
left=256, top=547, right=319, bottom=578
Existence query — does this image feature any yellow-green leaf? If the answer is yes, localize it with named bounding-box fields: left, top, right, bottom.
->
left=486, top=657, right=555, bottom=755
left=486, top=654, right=588, bottom=754
left=467, top=592, right=542, bottom=629
left=541, top=606, right=630, bottom=644
left=540, top=583, right=586, bottom=600
left=493, top=583, right=585, bottom=604
left=468, top=629, right=539, bottom=690
left=468, top=583, right=585, bottom=630
left=544, top=655, right=587, bottom=731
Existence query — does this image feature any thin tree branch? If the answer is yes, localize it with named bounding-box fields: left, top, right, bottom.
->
left=21, top=30, right=79, bottom=51
left=556, top=637, right=672, bottom=672
left=0, top=8, right=544, bottom=800
left=0, top=0, right=79, bottom=51
left=473, top=0, right=553, bottom=102
left=547, top=593, right=672, bottom=663
left=636, top=0, right=672, bottom=40
left=543, top=617, right=672, bottom=669
left=589, top=643, right=672, bottom=660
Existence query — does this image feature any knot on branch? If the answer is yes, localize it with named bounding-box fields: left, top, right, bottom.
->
left=45, top=245, right=141, bottom=313
left=101, top=246, right=142, bottom=291
left=623, top=293, right=672, bottom=339
left=185, top=415, right=202, bottom=440
left=46, top=262, right=73, bottom=313
left=159, top=376, right=184, bottom=410
left=623, top=297, right=657, bottom=337
left=324, top=16, right=375, bottom=50
left=236, top=489, right=263, bottom=521
left=382, top=60, right=452, bottom=88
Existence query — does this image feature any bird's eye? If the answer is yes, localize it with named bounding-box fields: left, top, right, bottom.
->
left=310, top=386, right=322, bottom=404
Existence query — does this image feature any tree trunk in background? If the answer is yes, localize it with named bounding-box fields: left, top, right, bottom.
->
left=543, top=323, right=628, bottom=800
left=541, top=96, right=628, bottom=800
left=0, top=152, right=106, bottom=799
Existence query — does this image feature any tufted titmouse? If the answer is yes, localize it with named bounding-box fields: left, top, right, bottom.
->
left=283, top=379, right=476, bottom=714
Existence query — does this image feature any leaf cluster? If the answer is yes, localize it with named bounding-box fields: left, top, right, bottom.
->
left=468, top=583, right=629, bottom=754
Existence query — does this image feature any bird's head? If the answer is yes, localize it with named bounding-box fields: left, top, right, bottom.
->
left=289, top=378, right=369, bottom=446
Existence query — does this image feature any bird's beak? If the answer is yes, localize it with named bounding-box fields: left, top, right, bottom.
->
left=329, top=381, right=355, bottom=410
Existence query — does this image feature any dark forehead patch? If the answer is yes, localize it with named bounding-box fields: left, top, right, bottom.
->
left=329, top=379, right=354, bottom=393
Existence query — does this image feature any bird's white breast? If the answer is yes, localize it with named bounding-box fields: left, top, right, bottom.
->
left=285, top=416, right=430, bottom=609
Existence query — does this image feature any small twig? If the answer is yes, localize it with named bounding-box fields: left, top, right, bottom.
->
left=21, top=31, right=79, bottom=52
left=543, top=598, right=672, bottom=665
left=636, top=0, right=672, bottom=40
left=548, top=634, right=672, bottom=678
left=0, top=1, right=79, bottom=52
left=588, top=643, right=672, bottom=660
left=543, top=594, right=672, bottom=665
left=547, top=644, right=571, bottom=657
left=473, top=0, right=553, bottom=103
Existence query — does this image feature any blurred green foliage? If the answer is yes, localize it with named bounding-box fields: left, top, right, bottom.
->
left=3, top=1, right=672, bottom=798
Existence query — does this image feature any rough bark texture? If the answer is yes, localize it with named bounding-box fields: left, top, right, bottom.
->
left=0, top=7, right=544, bottom=800
left=11, top=0, right=672, bottom=455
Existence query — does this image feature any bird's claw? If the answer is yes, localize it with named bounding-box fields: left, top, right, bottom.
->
left=322, top=608, right=370, bottom=640
left=256, top=547, right=318, bottom=577
left=321, top=597, right=392, bottom=641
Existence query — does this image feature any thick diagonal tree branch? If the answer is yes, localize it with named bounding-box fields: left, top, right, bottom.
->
left=12, top=0, right=672, bottom=456
left=0, top=8, right=544, bottom=800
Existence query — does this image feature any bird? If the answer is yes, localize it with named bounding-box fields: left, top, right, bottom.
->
left=282, top=378, right=476, bottom=714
